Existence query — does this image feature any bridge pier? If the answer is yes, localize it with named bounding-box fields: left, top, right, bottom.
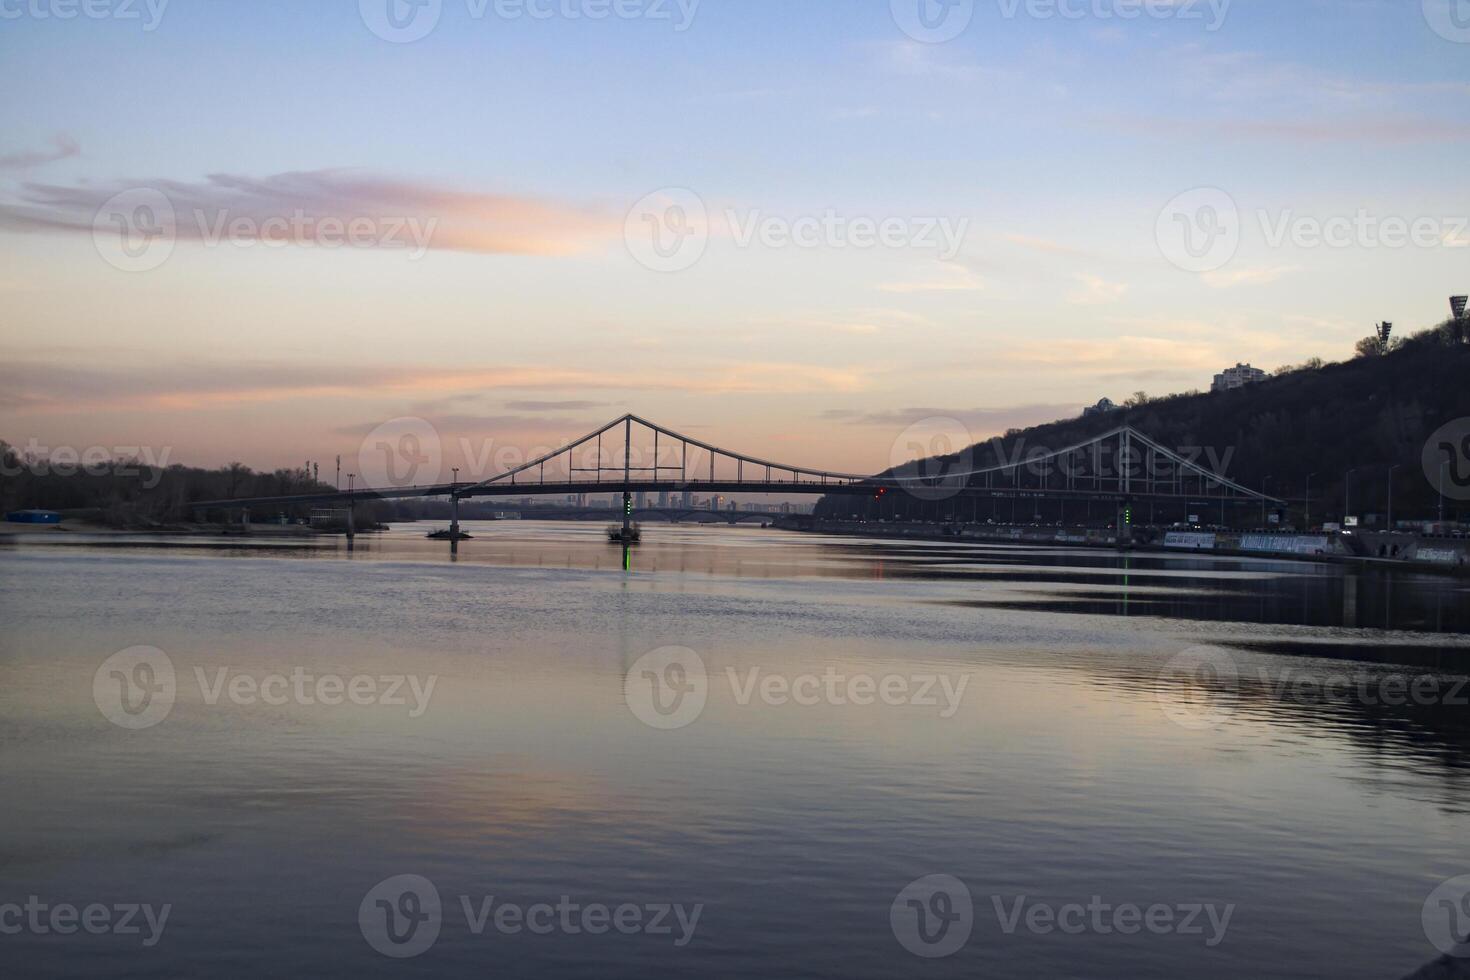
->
left=450, top=493, right=461, bottom=555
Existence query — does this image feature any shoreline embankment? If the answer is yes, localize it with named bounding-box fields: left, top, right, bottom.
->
left=777, top=519, right=1470, bottom=577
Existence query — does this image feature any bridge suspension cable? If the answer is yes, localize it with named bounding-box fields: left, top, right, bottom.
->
left=189, top=414, right=1282, bottom=508
left=466, top=413, right=873, bottom=492
left=891, top=424, right=1284, bottom=504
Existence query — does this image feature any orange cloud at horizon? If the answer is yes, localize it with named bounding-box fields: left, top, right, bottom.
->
left=1, top=357, right=872, bottom=416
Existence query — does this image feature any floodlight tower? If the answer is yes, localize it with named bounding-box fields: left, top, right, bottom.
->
left=1375, top=321, right=1394, bottom=353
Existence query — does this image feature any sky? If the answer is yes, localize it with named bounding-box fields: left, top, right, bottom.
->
left=2, top=0, right=1468, bottom=483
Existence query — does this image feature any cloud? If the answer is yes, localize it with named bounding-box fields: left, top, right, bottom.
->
left=877, top=264, right=984, bottom=294
left=333, top=414, right=597, bottom=437
left=0, top=357, right=867, bottom=415
left=993, top=335, right=1220, bottom=376
left=1003, top=234, right=1090, bottom=258
left=1105, top=113, right=1470, bottom=144
left=819, top=404, right=1082, bottom=434
left=742, top=308, right=934, bottom=337
left=872, top=40, right=1016, bottom=86
left=1202, top=265, right=1300, bottom=289
left=1095, top=45, right=1470, bottom=145
left=0, top=169, right=614, bottom=256
left=0, top=134, right=79, bottom=171
left=1158, top=44, right=1470, bottom=109
left=1069, top=274, right=1128, bottom=305
left=504, top=400, right=611, bottom=412
left=0, top=390, right=46, bottom=411
left=711, top=362, right=867, bottom=393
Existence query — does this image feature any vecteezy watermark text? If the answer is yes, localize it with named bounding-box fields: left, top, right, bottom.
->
left=624, top=188, right=972, bottom=272
left=890, top=0, right=1229, bottom=43
left=1424, top=418, right=1470, bottom=502
left=994, top=0, right=1228, bottom=28
left=358, top=875, right=702, bottom=958
left=1157, top=187, right=1469, bottom=274
left=1423, top=0, right=1470, bottom=44
left=989, top=894, right=1234, bottom=947
left=624, top=647, right=972, bottom=730
left=726, top=666, right=970, bottom=718
left=1256, top=210, right=1470, bottom=251
left=359, top=0, right=700, bottom=43
left=0, top=0, right=168, bottom=30
left=1156, top=646, right=1470, bottom=731
left=889, top=874, right=1234, bottom=958
left=725, top=210, right=969, bottom=261
left=1, top=439, right=172, bottom=489
left=93, top=647, right=438, bottom=730
left=1423, top=875, right=1470, bottom=958
left=359, top=417, right=444, bottom=489
left=193, top=667, right=437, bottom=717
left=190, top=209, right=437, bottom=255
left=1251, top=669, right=1470, bottom=708
left=92, top=188, right=438, bottom=272
left=0, top=897, right=171, bottom=947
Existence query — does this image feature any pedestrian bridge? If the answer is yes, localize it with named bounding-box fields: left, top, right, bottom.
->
left=195, top=412, right=1284, bottom=511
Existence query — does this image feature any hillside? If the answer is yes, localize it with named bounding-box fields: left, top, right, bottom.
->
left=817, top=324, right=1470, bottom=526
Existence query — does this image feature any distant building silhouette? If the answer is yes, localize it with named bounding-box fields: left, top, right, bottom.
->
left=1082, top=397, right=1118, bottom=418
left=1211, top=363, right=1266, bottom=393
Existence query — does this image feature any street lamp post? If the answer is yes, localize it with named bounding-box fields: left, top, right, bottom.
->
left=1344, top=468, right=1356, bottom=525
left=1261, top=475, right=1271, bottom=527
left=1441, top=459, right=1449, bottom=525
left=1386, top=464, right=1399, bottom=531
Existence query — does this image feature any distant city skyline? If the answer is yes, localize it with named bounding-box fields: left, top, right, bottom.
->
left=3, top=1, right=1468, bottom=475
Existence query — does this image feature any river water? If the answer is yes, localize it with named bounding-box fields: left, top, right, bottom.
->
left=1, top=521, right=1467, bottom=979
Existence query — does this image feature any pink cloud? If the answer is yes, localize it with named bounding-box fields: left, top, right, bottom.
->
left=0, top=169, right=615, bottom=256
left=0, top=134, right=80, bottom=171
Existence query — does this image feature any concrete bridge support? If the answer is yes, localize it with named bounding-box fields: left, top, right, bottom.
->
left=450, top=493, right=461, bottom=555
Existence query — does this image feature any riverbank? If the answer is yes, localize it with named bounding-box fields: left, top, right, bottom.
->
left=1402, top=948, right=1470, bottom=979
left=0, top=520, right=328, bottom=539
left=777, top=519, right=1470, bottom=577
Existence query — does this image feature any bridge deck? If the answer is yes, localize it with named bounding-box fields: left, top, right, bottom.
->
left=192, top=479, right=1275, bottom=510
